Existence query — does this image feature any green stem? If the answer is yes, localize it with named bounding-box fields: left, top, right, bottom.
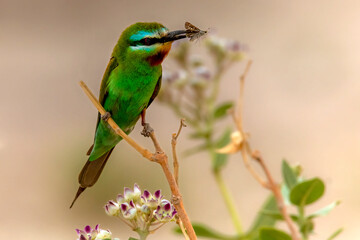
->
left=135, top=229, right=149, bottom=240
left=213, top=167, right=244, bottom=235
left=208, top=67, right=224, bottom=106
left=204, top=67, right=244, bottom=235
left=298, top=205, right=308, bottom=240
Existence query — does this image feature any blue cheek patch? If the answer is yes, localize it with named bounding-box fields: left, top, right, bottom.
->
left=129, top=45, right=157, bottom=53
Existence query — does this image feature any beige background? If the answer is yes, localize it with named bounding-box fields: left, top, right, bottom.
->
left=1, top=0, right=359, bottom=239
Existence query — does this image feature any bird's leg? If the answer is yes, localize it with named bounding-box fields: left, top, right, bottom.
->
left=101, top=112, right=111, bottom=122
left=141, top=108, right=146, bottom=126
left=141, top=108, right=153, bottom=137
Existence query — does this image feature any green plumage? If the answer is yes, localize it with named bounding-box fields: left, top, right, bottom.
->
left=90, top=23, right=165, bottom=160
left=89, top=56, right=162, bottom=161
left=71, top=22, right=187, bottom=208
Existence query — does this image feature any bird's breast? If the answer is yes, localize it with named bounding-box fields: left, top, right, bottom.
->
left=107, top=69, right=160, bottom=127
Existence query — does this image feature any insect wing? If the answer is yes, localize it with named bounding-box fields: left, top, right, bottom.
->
left=185, top=21, right=207, bottom=41
left=185, top=22, right=200, bottom=32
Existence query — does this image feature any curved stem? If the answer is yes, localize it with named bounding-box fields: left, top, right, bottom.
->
left=213, top=169, right=243, bottom=235
left=208, top=132, right=243, bottom=235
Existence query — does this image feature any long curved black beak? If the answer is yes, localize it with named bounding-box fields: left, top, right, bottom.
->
left=161, top=30, right=188, bottom=43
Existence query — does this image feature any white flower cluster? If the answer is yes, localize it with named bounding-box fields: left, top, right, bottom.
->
left=105, top=184, right=177, bottom=231
left=76, top=225, right=118, bottom=240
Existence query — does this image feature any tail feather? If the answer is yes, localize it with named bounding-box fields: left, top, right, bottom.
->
left=86, top=144, right=94, bottom=156
left=79, top=147, right=115, bottom=187
left=70, top=147, right=115, bottom=208
left=70, top=186, right=86, bottom=209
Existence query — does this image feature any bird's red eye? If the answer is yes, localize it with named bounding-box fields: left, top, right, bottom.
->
left=142, top=38, right=152, bottom=45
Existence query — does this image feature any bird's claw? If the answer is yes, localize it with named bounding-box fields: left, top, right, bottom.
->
left=101, top=112, right=111, bottom=122
left=141, top=123, right=154, bottom=137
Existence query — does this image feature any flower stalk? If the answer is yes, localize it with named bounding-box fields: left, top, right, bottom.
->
left=213, top=169, right=243, bottom=234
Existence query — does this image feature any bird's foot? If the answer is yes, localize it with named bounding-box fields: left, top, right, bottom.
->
left=141, top=123, right=154, bottom=137
left=101, top=112, right=111, bottom=122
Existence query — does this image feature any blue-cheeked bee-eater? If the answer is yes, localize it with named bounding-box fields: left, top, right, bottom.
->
left=70, top=22, right=205, bottom=208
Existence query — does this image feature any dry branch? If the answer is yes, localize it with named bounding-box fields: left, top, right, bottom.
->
left=79, top=81, right=197, bottom=240
left=172, top=118, right=186, bottom=185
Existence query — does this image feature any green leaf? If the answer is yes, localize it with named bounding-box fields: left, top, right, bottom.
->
left=247, top=195, right=278, bottom=240
left=214, top=102, right=234, bottom=119
left=327, top=228, right=343, bottom=240
left=281, top=160, right=297, bottom=189
left=212, top=128, right=231, bottom=171
left=213, top=152, right=228, bottom=172
left=281, top=184, right=290, bottom=205
left=128, top=238, right=138, bottom=240
left=215, top=128, right=232, bottom=149
left=290, top=178, right=325, bottom=206
left=259, top=227, right=291, bottom=240
left=174, top=223, right=237, bottom=240
left=308, top=201, right=341, bottom=219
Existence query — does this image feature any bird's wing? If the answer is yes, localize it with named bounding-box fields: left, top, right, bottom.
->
left=87, top=57, right=118, bottom=155
left=96, top=56, right=118, bottom=126
left=147, top=74, right=162, bottom=108
left=99, top=56, right=118, bottom=106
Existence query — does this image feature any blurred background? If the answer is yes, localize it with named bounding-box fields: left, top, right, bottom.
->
left=1, top=0, right=359, bottom=239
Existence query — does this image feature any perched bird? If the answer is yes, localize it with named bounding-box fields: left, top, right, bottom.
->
left=70, top=22, right=191, bottom=208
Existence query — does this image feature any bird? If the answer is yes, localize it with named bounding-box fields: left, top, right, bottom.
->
left=70, top=22, right=191, bottom=208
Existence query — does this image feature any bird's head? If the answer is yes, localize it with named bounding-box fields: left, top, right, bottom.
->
left=114, top=22, right=188, bottom=66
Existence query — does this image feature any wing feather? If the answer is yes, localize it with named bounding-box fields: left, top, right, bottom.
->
left=147, top=75, right=162, bottom=108
left=95, top=56, right=119, bottom=127
left=87, top=56, right=118, bottom=154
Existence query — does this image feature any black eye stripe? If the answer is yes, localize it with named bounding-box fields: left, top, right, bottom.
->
left=130, top=37, right=160, bottom=46
left=141, top=38, right=150, bottom=45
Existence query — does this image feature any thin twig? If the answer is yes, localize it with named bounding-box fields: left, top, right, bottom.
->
left=236, top=60, right=252, bottom=131
left=233, top=63, right=301, bottom=240
left=232, top=61, right=269, bottom=188
left=251, top=150, right=300, bottom=240
left=178, top=219, right=190, bottom=240
left=240, top=148, right=269, bottom=189
left=172, top=119, right=186, bottom=185
left=79, top=81, right=197, bottom=240
left=148, top=131, right=163, bottom=153
left=175, top=119, right=187, bottom=141
left=149, top=222, right=166, bottom=234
